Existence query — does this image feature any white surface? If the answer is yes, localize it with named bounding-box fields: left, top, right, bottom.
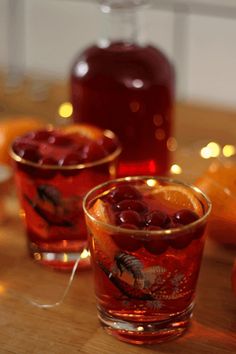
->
left=0, top=0, right=9, bottom=69
left=0, top=0, right=236, bottom=109
left=187, top=14, right=236, bottom=108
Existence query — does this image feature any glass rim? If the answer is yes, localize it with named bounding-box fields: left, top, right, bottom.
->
left=83, top=175, right=212, bottom=236
left=9, top=128, right=122, bottom=170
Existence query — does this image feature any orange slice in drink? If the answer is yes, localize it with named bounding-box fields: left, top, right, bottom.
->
left=149, top=185, right=203, bottom=217
left=62, top=123, right=103, bottom=140
left=89, top=198, right=119, bottom=257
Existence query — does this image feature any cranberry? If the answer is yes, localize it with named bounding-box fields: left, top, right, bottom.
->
left=120, top=223, right=138, bottom=230
left=145, top=225, right=162, bottom=231
left=60, top=153, right=83, bottom=166
left=145, top=210, right=169, bottom=228
left=115, top=199, right=147, bottom=213
left=193, top=224, right=205, bottom=240
left=173, top=209, right=199, bottom=225
left=165, top=218, right=182, bottom=229
left=98, top=136, right=118, bottom=154
left=168, top=233, right=192, bottom=249
left=112, top=232, right=142, bottom=252
left=109, top=185, right=142, bottom=203
left=81, top=142, right=107, bottom=162
left=117, top=210, right=142, bottom=226
left=48, top=135, right=74, bottom=146
left=38, top=156, right=58, bottom=166
left=145, top=238, right=168, bottom=255
left=33, top=130, right=53, bottom=141
left=13, top=140, right=34, bottom=152
left=17, top=145, right=40, bottom=162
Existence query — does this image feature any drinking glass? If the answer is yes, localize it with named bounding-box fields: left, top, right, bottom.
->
left=10, top=127, right=121, bottom=270
left=83, top=176, right=211, bottom=344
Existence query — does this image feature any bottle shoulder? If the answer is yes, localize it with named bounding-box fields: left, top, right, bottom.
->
left=71, top=42, right=174, bottom=85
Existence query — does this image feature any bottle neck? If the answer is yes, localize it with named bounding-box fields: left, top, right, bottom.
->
left=98, top=5, right=143, bottom=48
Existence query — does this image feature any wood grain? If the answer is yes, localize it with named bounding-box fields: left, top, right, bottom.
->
left=0, top=77, right=235, bottom=353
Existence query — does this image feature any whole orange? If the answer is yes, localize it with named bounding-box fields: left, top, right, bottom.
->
left=0, top=116, right=45, bottom=165
left=195, top=159, right=236, bottom=245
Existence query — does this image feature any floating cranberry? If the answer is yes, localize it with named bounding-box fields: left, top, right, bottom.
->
left=60, top=152, right=83, bottom=166
left=193, top=224, right=205, bottom=240
left=48, top=135, right=74, bottom=146
left=145, top=210, right=169, bottom=228
left=117, top=210, right=142, bottom=226
left=98, top=135, right=118, bottom=154
left=173, top=209, right=199, bottom=225
left=17, top=146, right=40, bottom=162
left=81, top=142, right=107, bottom=162
left=168, top=233, right=192, bottom=249
left=145, top=225, right=162, bottom=231
left=116, top=199, right=147, bottom=213
left=165, top=218, right=182, bottom=229
left=33, top=130, right=53, bottom=141
left=112, top=232, right=142, bottom=252
left=120, top=223, right=138, bottom=230
left=145, top=238, right=168, bottom=255
left=38, top=156, right=58, bottom=166
left=109, top=185, right=142, bottom=203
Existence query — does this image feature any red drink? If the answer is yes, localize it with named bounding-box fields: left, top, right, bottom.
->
left=70, top=3, right=174, bottom=176
left=83, top=177, right=211, bottom=344
left=10, top=124, right=121, bottom=270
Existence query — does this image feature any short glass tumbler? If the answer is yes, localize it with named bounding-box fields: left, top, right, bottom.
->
left=83, top=176, right=211, bottom=344
left=10, top=127, right=121, bottom=270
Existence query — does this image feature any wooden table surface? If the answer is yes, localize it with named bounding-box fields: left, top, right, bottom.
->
left=0, top=78, right=236, bottom=353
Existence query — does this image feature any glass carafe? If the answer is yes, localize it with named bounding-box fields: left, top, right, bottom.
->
left=70, top=0, right=175, bottom=176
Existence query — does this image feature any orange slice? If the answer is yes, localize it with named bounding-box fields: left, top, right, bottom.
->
left=89, top=199, right=118, bottom=257
left=62, top=123, right=103, bottom=140
left=90, top=198, right=113, bottom=224
left=150, top=185, right=203, bottom=217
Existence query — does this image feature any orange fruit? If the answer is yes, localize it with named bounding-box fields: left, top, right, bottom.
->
left=88, top=198, right=118, bottom=257
left=0, top=115, right=44, bottom=165
left=232, top=260, right=236, bottom=296
left=90, top=198, right=113, bottom=224
left=149, top=184, right=203, bottom=217
left=62, top=123, right=104, bottom=140
left=195, top=161, right=236, bottom=245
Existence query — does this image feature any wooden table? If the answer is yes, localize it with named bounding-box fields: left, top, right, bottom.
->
left=0, top=78, right=236, bottom=353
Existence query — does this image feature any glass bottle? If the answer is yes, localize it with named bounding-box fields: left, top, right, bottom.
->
left=70, top=0, right=175, bottom=176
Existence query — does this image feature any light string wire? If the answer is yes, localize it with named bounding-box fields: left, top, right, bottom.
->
left=8, top=254, right=81, bottom=309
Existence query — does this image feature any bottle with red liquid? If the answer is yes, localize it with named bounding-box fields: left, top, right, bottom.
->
left=70, top=0, right=175, bottom=177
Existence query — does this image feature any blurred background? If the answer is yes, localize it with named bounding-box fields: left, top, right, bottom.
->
left=0, top=0, right=236, bottom=120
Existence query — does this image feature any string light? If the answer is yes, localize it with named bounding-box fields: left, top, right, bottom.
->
left=170, top=164, right=182, bottom=174
left=222, top=145, right=235, bottom=157
left=207, top=142, right=221, bottom=157
left=200, top=141, right=221, bottom=159
left=146, top=179, right=157, bottom=187
left=58, top=102, right=73, bottom=119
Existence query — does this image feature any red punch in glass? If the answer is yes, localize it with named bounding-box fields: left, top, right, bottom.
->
left=10, top=124, right=121, bottom=270
left=83, top=176, right=211, bottom=344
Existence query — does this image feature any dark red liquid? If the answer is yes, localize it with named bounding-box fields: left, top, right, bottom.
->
left=12, top=127, right=120, bottom=270
left=71, top=42, right=174, bottom=176
left=86, top=180, right=208, bottom=335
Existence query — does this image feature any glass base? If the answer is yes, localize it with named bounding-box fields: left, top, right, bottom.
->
left=98, top=304, right=193, bottom=345
left=29, top=243, right=91, bottom=271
